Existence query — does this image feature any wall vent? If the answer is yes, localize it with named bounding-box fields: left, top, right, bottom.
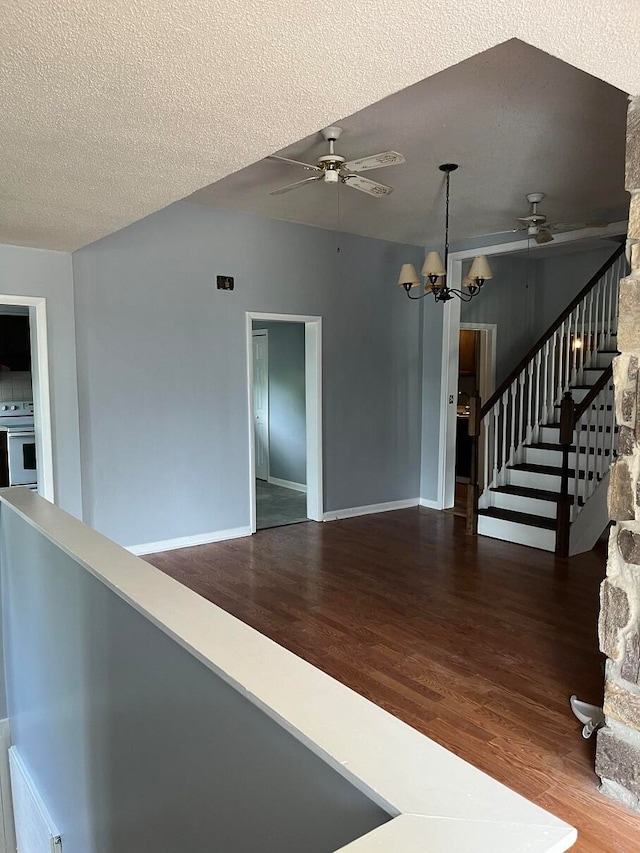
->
left=8, top=749, right=61, bottom=853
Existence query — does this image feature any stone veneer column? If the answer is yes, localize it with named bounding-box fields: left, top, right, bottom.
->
left=595, top=96, right=640, bottom=810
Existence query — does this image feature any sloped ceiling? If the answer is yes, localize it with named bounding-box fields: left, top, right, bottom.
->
left=1, top=0, right=639, bottom=251
left=188, top=40, right=628, bottom=247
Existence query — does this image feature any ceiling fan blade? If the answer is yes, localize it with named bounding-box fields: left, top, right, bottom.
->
left=550, top=220, right=609, bottom=232
left=534, top=228, right=554, bottom=245
left=343, top=175, right=393, bottom=197
left=269, top=175, right=324, bottom=195
left=342, top=151, right=405, bottom=172
left=267, top=155, right=321, bottom=172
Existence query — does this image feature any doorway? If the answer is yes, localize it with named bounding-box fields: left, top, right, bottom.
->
left=451, top=324, right=496, bottom=515
left=246, top=313, right=323, bottom=532
left=0, top=296, right=54, bottom=502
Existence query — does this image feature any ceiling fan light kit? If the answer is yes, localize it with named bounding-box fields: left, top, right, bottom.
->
left=398, top=163, right=492, bottom=303
left=268, top=126, right=405, bottom=197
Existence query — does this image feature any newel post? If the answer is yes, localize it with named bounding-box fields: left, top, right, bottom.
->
left=556, top=391, right=574, bottom=557
left=466, top=390, right=481, bottom=535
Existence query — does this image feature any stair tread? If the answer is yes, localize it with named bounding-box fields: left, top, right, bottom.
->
left=491, top=484, right=573, bottom=503
left=478, top=507, right=556, bottom=530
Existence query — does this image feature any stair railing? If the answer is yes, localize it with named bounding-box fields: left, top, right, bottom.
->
left=479, top=244, right=625, bottom=500
left=555, top=365, right=615, bottom=556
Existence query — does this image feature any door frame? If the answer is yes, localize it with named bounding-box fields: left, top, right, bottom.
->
left=0, top=295, right=54, bottom=502
left=246, top=312, right=323, bottom=532
left=251, top=328, right=269, bottom=481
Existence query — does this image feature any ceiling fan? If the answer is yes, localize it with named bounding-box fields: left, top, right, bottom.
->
left=489, top=192, right=609, bottom=244
left=268, top=127, right=405, bottom=197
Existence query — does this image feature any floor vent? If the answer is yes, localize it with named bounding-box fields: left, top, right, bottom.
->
left=8, top=748, right=61, bottom=853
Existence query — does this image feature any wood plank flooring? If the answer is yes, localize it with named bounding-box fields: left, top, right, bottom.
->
left=146, top=508, right=640, bottom=852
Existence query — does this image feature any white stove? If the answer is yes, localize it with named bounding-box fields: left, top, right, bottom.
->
left=0, top=401, right=36, bottom=487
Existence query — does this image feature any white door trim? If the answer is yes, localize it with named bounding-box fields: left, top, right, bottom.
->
left=246, top=312, right=323, bottom=531
left=0, top=295, right=54, bottom=503
left=252, top=329, right=269, bottom=482
left=436, top=220, right=628, bottom=510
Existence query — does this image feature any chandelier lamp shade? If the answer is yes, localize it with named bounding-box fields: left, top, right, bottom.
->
left=398, top=163, right=493, bottom=303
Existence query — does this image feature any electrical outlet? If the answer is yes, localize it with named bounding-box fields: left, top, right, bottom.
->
left=217, top=275, right=234, bottom=291
left=449, top=395, right=454, bottom=404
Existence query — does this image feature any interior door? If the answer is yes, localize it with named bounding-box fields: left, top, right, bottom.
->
left=252, top=330, right=269, bottom=481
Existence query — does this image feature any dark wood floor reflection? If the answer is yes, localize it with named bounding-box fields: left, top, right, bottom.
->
left=146, top=508, right=640, bottom=852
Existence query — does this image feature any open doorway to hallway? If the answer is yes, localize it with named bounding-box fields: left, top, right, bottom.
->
left=252, top=322, right=308, bottom=529
left=246, top=312, right=323, bottom=533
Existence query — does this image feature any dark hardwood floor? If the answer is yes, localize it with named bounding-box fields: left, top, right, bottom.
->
left=146, top=508, right=640, bottom=852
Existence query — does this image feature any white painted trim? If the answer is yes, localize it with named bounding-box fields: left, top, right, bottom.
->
left=436, top=222, right=628, bottom=510
left=418, top=498, right=441, bottom=510
left=0, top=720, right=16, bottom=853
left=126, top=525, right=252, bottom=556
left=323, top=498, right=418, bottom=521
left=252, top=328, right=269, bottom=482
left=246, top=312, right=323, bottom=530
left=268, top=476, right=307, bottom=493
left=0, top=295, right=54, bottom=504
left=0, top=488, right=577, bottom=853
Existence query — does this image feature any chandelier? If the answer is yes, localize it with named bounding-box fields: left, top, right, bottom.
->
left=397, top=164, right=493, bottom=302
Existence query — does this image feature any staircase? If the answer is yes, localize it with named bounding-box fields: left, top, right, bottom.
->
left=475, top=244, right=626, bottom=556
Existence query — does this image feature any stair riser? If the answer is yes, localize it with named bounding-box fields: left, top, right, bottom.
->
left=539, top=426, right=560, bottom=443
left=477, top=515, right=556, bottom=551
left=491, top=492, right=557, bottom=519
left=523, top=447, right=590, bottom=468
left=508, top=469, right=562, bottom=491
left=593, top=353, right=616, bottom=368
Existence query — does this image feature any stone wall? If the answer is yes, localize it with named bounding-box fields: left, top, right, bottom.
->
left=595, top=95, right=640, bottom=811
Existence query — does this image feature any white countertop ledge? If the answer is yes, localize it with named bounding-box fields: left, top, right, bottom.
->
left=0, top=488, right=577, bottom=852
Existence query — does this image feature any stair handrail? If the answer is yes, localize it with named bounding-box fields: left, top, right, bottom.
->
left=480, top=243, right=625, bottom=419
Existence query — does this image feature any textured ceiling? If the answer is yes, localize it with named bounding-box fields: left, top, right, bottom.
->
left=1, top=1, right=639, bottom=251
left=189, top=40, right=629, bottom=246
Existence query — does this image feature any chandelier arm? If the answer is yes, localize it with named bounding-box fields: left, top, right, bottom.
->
left=404, top=287, right=432, bottom=300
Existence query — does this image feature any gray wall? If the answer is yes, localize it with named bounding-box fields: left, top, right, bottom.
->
left=1, top=507, right=388, bottom=852
left=460, top=244, right=618, bottom=386
left=460, top=254, right=535, bottom=386
left=253, top=321, right=306, bottom=486
left=72, top=202, right=424, bottom=547
left=0, top=245, right=82, bottom=518
left=532, top=245, right=617, bottom=336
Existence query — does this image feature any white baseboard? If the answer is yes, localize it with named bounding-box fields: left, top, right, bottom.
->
left=419, top=498, right=442, bottom=510
left=0, top=720, right=16, bottom=853
left=323, top=498, right=419, bottom=522
left=127, top=526, right=252, bottom=556
left=267, top=476, right=307, bottom=493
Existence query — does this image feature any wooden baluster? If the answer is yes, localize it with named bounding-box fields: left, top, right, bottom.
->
left=466, top=390, right=481, bottom=535
left=579, top=298, right=586, bottom=381
left=501, top=391, right=508, bottom=485
left=571, top=307, right=579, bottom=385
left=509, top=379, right=517, bottom=465
left=548, top=333, right=557, bottom=421
left=493, top=400, right=500, bottom=486
left=526, top=361, right=534, bottom=443
left=518, top=372, right=526, bottom=462
left=586, top=288, right=594, bottom=368
left=563, top=318, right=572, bottom=393
left=483, top=411, right=490, bottom=494
left=533, top=350, right=542, bottom=441
left=606, top=266, right=614, bottom=350
left=556, top=391, right=574, bottom=557
left=593, top=281, right=602, bottom=355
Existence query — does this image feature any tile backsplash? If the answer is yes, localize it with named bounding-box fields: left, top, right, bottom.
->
left=0, top=372, right=33, bottom=402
